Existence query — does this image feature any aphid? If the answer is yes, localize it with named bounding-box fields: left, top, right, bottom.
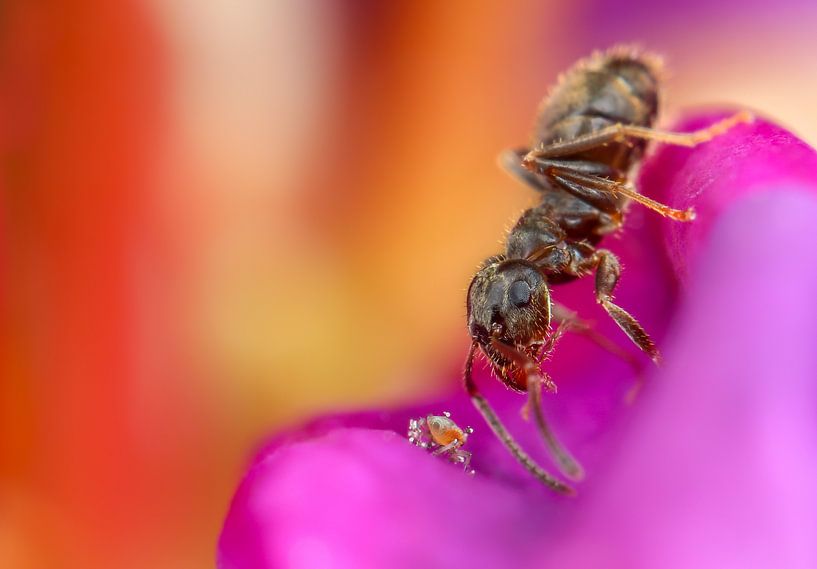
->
left=408, top=412, right=474, bottom=474
left=463, top=46, right=751, bottom=494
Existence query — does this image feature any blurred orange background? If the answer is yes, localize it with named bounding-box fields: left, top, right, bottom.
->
left=2, top=1, right=817, bottom=567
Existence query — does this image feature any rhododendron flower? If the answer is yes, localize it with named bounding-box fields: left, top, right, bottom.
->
left=217, top=113, right=817, bottom=568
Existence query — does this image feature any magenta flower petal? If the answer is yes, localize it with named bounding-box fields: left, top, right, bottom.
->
left=218, top=114, right=817, bottom=568
left=640, top=112, right=817, bottom=278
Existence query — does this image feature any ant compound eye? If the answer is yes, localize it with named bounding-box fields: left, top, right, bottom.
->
left=509, top=279, right=532, bottom=308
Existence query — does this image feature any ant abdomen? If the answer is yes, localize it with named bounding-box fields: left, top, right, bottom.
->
left=534, top=51, right=660, bottom=169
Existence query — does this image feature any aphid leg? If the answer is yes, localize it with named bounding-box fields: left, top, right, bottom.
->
left=453, top=449, right=474, bottom=474
left=523, top=110, right=753, bottom=160
left=432, top=439, right=462, bottom=456
left=527, top=369, right=585, bottom=481
left=464, top=343, right=574, bottom=495
left=498, top=147, right=549, bottom=191
left=590, top=249, right=661, bottom=364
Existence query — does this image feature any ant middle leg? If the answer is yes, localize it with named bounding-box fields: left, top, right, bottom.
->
left=588, top=249, right=660, bottom=364
left=523, top=110, right=752, bottom=160
left=556, top=169, right=695, bottom=221
left=528, top=161, right=694, bottom=221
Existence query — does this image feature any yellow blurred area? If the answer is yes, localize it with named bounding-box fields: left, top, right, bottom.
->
left=3, top=1, right=817, bottom=567
left=171, top=2, right=575, bottom=425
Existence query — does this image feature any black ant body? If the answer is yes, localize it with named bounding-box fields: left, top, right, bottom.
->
left=463, top=47, right=750, bottom=494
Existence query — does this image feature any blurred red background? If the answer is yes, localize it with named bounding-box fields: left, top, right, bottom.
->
left=3, top=1, right=817, bottom=567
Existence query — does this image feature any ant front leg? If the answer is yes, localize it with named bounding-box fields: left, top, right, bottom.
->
left=552, top=302, right=641, bottom=372
left=490, top=338, right=583, bottom=481
left=590, top=249, right=660, bottom=364
left=523, top=111, right=753, bottom=160
left=463, top=343, right=574, bottom=494
left=527, top=368, right=584, bottom=481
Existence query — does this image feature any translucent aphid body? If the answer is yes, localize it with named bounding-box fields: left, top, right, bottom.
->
left=407, top=412, right=474, bottom=475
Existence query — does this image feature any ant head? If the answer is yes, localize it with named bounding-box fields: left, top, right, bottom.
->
left=467, top=257, right=552, bottom=351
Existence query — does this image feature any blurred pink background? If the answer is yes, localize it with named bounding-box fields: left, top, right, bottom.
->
left=2, top=1, right=817, bottom=567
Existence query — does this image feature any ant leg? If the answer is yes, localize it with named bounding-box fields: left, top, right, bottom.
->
left=590, top=250, right=660, bottom=364
left=538, top=319, right=570, bottom=361
left=538, top=165, right=694, bottom=221
left=489, top=338, right=583, bottom=480
left=553, top=301, right=645, bottom=403
left=464, top=343, right=574, bottom=494
left=518, top=158, right=626, bottom=214
left=560, top=169, right=695, bottom=221
left=552, top=302, right=641, bottom=372
left=498, top=147, right=549, bottom=191
left=523, top=111, right=752, bottom=160
left=527, top=370, right=585, bottom=481
left=490, top=337, right=557, bottom=393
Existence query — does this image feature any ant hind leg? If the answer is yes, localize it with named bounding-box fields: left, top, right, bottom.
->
left=524, top=111, right=752, bottom=160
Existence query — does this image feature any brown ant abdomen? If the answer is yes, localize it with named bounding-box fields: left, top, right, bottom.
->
left=533, top=50, right=660, bottom=170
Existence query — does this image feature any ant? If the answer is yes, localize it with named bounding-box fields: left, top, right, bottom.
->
left=408, top=412, right=475, bottom=474
left=463, top=46, right=751, bottom=494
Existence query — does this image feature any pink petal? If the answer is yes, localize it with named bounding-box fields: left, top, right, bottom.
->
left=219, top=113, right=817, bottom=568
left=545, top=189, right=817, bottom=568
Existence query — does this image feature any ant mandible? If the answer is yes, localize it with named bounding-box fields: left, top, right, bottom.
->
left=463, top=46, right=751, bottom=494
